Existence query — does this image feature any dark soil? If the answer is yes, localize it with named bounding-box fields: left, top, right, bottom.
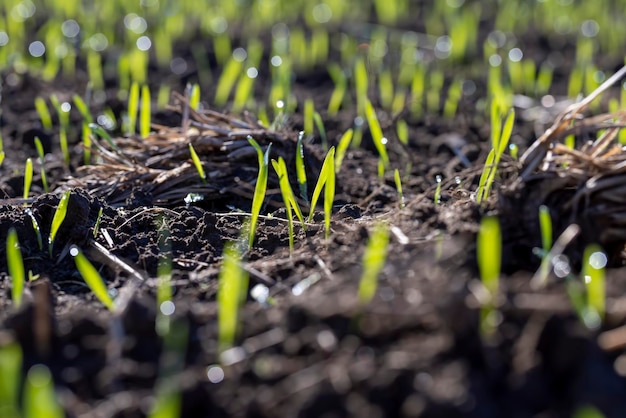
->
left=3, top=7, right=626, bottom=418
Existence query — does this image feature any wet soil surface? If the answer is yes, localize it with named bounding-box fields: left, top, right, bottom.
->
left=3, top=12, right=626, bottom=418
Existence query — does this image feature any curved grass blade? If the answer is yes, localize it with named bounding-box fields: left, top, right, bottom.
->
left=188, top=144, right=206, bottom=184
left=358, top=222, right=390, bottom=305
left=48, top=190, right=71, bottom=257
left=70, top=246, right=114, bottom=310
left=335, top=128, right=353, bottom=173
left=365, top=99, right=389, bottom=168
left=247, top=137, right=271, bottom=248
left=323, top=148, right=336, bottom=239
left=307, top=147, right=335, bottom=223
left=6, top=229, right=25, bottom=308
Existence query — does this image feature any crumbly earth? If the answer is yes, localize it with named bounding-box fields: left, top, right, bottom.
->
left=2, top=13, right=626, bottom=418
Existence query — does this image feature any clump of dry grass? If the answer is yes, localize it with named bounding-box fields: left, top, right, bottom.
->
left=508, top=65, right=626, bottom=263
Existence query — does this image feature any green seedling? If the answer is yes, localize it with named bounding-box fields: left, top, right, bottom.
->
left=295, top=132, right=308, bottom=202
left=140, top=85, right=151, bottom=138
left=307, top=147, right=336, bottom=239
left=81, top=122, right=91, bottom=165
left=583, top=244, right=606, bottom=324
left=73, top=94, right=93, bottom=123
left=34, top=97, right=52, bottom=130
left=535, top=205, right=553, bottom=283
left=327, top=63, right=347, bottom=116
left=215, top=56, right=243, bottom=107
left=396, top=119, right=409, bottom=145
left=6, top=229, right=25, bottom=309
left=477, top=216, right=501, bottom=338
left=34, top=137, right=49, bottom=193
left=304, top=99, right=315, bottom=138
left=87, top=50, right=104, bottom=91
left=25, top=208, right=43, bottom=251
left=335, top=128, right=354, bottom=173
left=188, top=144, right=206, bottom=184
left=157, top=85, right=172, bottom=110
left=149, top=318, right=188, bottom=418
left=89, top=123, right=120, bottom=152
left=247, top=137, right=271, bottom=248
left=394, top=169, right=405, bottom=209
left=434, top=175, right=442, bottom=204
left=190, top=83, right=201, bottom=110
left=23, top=158, right=33, bottom=202
left=127, top=81, right=140, bottom=136
left=23, top=364, right=65, bottom=418
left=357, top=222, right=390, bottom=305
left=93, top=207, right=104, bottom=238
left=48, top=190, right=71, bottom=257
left=313, top=112, right=328, bottom=150
left=49, top=95, right=70, bottom=166
left=0, top=342, right=22, bottom=418
left=573, top=405, right=606, bottom=418
left=426, top=71, right=444, bottom=114
left=70, top=246, right=114, bottom=310
left=476, top=104, right=515, bottom=203
left=354, top=57, right=369, bottom=116
left=378, top=68, right=394, bottom=110
left=272, top=157, right=306, bottom=253
left=0, top=130, right=4, bottom=167
left=365, top=99, right=390, bottom=168
left=217, top=241, right=249, bottom=353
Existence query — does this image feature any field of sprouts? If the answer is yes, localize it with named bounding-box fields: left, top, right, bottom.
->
left=2, top=0, right=626, bottom=417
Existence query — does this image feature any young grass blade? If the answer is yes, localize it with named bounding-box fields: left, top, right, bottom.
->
left=477, top=216, right=501, bottom=337
left=140, top=85, right=151, bottom=138
left=247, top=137, right=271, bottom=248
left=23, top=364, right=65, bottom=418
left=48, top=190, right=71, bottom=257
left=6, top=229, right=25, bottom=308
left=23, top=158, right=33, bottom=202
left=218, top=241, right=249, bottom=352
left=25, top=208, right=43, bottom=250
left=335, top=128, right=353, bottom=173
left=189, top=83, right=201, bottom=110
left=127, top=81, right=140, bottom=136
left=357, top=222, right=390, bottom=305
left=89, top=123, right=120, bottom=152
left=272, top=158, right=305, bottom=253
left=34, top=97, right=52, bottom=130
left=583, top=244, right=606, bottom=325
left=313, top=112, right=328, bottom=151
left=307, top=147, right=335, bottom=223
left=323, top=148, right=336, bottom=239
left=394, top=169, right=405, bottom=209
left=295, top=131, right=308, bottom=202
left=365, top=99, right=389, bottom=168
left=0, top=342, right=22, bottom=418
left=34, top=137, right=49, bottom=193
left=188, top=144, right=207, bottom=184
left=72, top=94, right=93, bottom=123
left=70, top=246, right=114, bottom=310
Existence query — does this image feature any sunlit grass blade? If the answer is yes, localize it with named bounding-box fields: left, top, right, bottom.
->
left=23, top=158, right=33, bottom=202
left=357, top=222, right=390, bottom=305
left=0, top=342, right=22, bottom=418
left=189, top=83, right=201, bottom=110
left=477, top=216, right=501, bottom=337
left=308, top=147, right=335, bottom=223
left=295, top=132, right=308, bottom=202
left=127, top=81, right=140, bottom=136
left=394, top=169, right=405, bottom=209
left=89, top=123, right=120, bottom=152
left=218, top=241, right=249, bottom=352
left=583, top=244, right=606, bottom=324
left=323, top=148, right=336, bottom=239
left=188, top=144, right=206, bottom=184
left=23, top=364, right=65, bottom=418
left=34, top=137, right=49, bottom=193
left=313, top=111, right=328, bottom=150
left=272, top=157, right=306, bottom=253
left=365, top=99, right=389, bottom=168
left=247, top=137, right=271, bottom=248
left=70, top=246, right=114, bottom=310
left=6, top=229, right=25, bottom=309
left=48, top=190, right=71, bottom=257
left=72, top=94, right=93, bottom=123
left=34, top=97, right=52, bottom=130
left=335, top=128, right=353, bottom=173
left=140, top=85, right=151, bottom=138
